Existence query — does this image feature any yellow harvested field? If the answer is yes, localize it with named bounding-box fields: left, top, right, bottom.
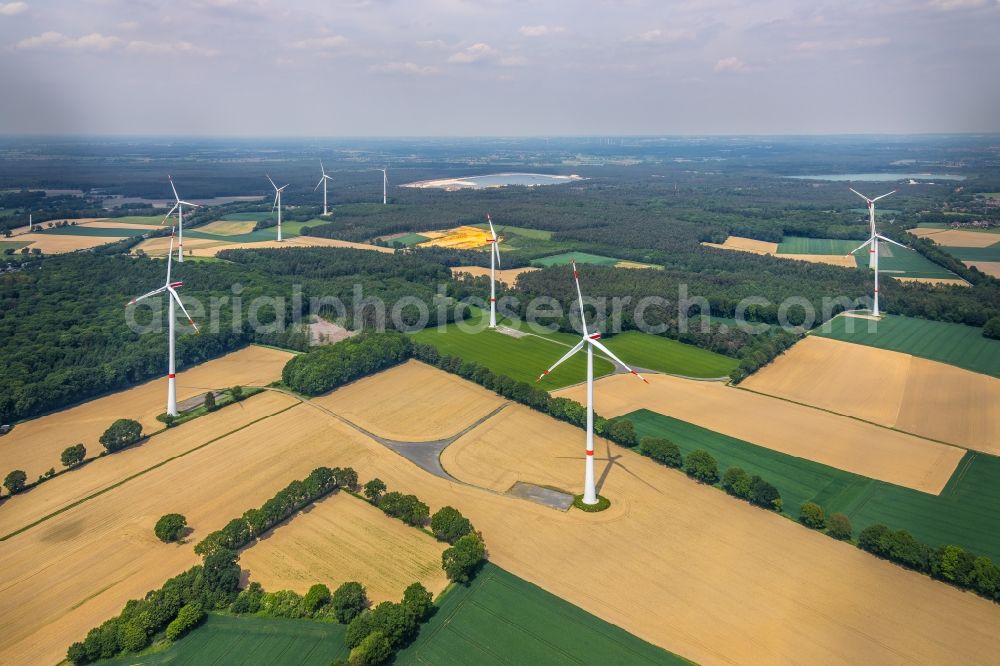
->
left=417, top=225, right=493, bottom=249
left=554, top=371, right=963, bottom=493
left=240, top=492, right=448, bottom=604
left=451, top=265, right=539, bottom=284
left=0, top=346, right=294, bottom=480
left=908, top=228, right=1000, bottom=247
left=3, top=363, right=1000, bottom=666
left=10, top=232, right=128, bottom=254
left=967, top=261, right=1000, bottom=278
left=78, top=220, right=155, bottom=230
left=0, top=391, right=298, bottom=538
left=744, top=336, right=1000, bottom=454
left=895, top=276, right=970, bottom=286
left=189, top=236, right=394, bottom=256
left=780, top=253, right=858, bottom=267
left=702, top=235, right=779, bottom=255
left=614, top=260, right=663, bottom=270
left=314, top=359, right=505, bottom=441
left=196, top=220, right=259, bottom=235
left=132, top=236, right=226, bottom=255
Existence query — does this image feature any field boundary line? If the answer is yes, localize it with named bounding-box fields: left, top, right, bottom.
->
left=0, top=402, right=300, bottom=541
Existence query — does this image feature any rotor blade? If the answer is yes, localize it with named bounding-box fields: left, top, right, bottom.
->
left=571, top=259, right=589, bottom=335
left=178, top=201, right=199, bottom=208
left=315, top=178, right=324, bottom=191
left=847, top=238, right=873, bottom=255
left=486, top=213, right=497, bottom=239
left=537, top=339, right=586, bottom=382
left=166, top=227, right=175, bottom=282
left=160, top=203, right=179, bottom=225
left=168, top=176, right=180, bottom=202
left=279, top=184, right=289, bottom=191
left=320, top=159, right=326, bottom=176
left=848, top=187, right=871, bottom=203
left=588, top=338, right=648, bottom=383
left=168, top=287, right=199, bottom=333
left=872, top=190, right=897, bottom=202
left=266, top=174, right=278, bottom=190
left=127, top=285, right=166, bottom=306
left=494, top=242, right=501, bottom=268
left=272, top=194, right=279, bottom=212
left=876, top=233, right=907, bottom=249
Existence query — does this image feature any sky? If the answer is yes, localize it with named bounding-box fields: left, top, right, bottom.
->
left=0, top=0, right=998, bottom=136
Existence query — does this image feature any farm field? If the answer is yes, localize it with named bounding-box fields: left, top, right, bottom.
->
left=943, top=244, right=1000, bottom=262
left=553, top=372, right=963, bottom=493
left=470, top=222, right=554, bottom=240
left=858, top=241, right=958, bottom=278
left=135, top=234, right=393, bottom=257
left=396, top=563, right=686, bottom=665
left=416, top=225, right=492, bottom=249
left=603, top=331, right=739, bottom=378
left=450, top=264, right=539, bottom=284
left=966, top=260, right=1000, bottom=277
left=220, top=211, right=274, bottom=222
left=108, top=215, right=168, bottom=226
left=894, top=276, right=970, bottom=286
left=2, top=363, right=1000, bottom=664
left=0, top=390, right=298, bottom=538
left=8, top=231, right=129, bottom=253
left=705, top=235, right=857, bottom=267
left=101, top=614, right=348, bottom=666
left=703, top=235, right=777, bottom=254
left=385, top=232, right=430, bottom=246
left=197, top=219, right=259, bottom=235
left=626, top=410, right=1000, bottom=563
left=777, top=236, right=860, bottom=254
left=531, top=251, right=661, bottom=269
left=34, top=224, right=149, bottom=237
left=240, top=492, right=449, bottom=604
left=815, top=313, right=1000, bottom=378
left=314, top=359, right=506, bottom=441
left=909, top=228, right=1000, bottom=247
left=0, top=240, right=31, bottom=250
left=410, top=321, right=615, bottom=388
left=0, top=345, right=294, bottom=481
left=743, top=336, right=1000, bottom=452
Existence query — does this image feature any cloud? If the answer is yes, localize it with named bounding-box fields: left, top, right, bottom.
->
left=713, top=56, right=746, bottom=73
left=0, top=2, right=27, bottom=16
left=929, top=0, right=988, bottom=9
left=16, top=31, right=119, bottom=51
left=499, top=55, right=528, bottom=66
left=627, top=28, right=694, bottom=44
left=447, top=42, right=495, bottom=63
left=127, top=41, right=219, bottom=56
left=369, top=61, right=437, bottom=76
left=416, top=39, right=449, bottom=49
left=289, top=35, right=346, bottom=50
left=795, top=37, right=889, bottom=51
left=518, top=25, right=564, bottom=38
left=117, top=21, right=139, bottom=31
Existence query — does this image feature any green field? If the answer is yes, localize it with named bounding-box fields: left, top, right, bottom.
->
left=627, top=409, right=1000, bottom=561
left=185, top=219, right=317, bottom=243
left=603, top=331, right=738, bottom=378
left=100, top=614, right=348, bottom=665
left=396, top=563, right=687, bottom=665
left=915, top=222, right=948, bottom=229
left=471, top=222, right=554, bottom=241
left=777, top=236, right=861, bottom=255
left=853, top=243, right=958, bottom=278
left=942, top=243, right=1000, bottom=262
left=411, top=317, right=614, bottom=388
left=390, top=232, right=431, bottom=246
left=108, top=215, right=165, bottom=225
left=531, top=251, right=622, bottom=267
left=220, top=211, right=274, bottom=222
left=815, top=314, right=999, bottom=378
left=0, top=240, right=32, bottom=250
left=36, top=225, right=149, bottom=237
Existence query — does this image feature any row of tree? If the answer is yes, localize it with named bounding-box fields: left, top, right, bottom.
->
left=282, top=332, right=412, bottom=396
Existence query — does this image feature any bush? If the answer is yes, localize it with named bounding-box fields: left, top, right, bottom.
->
left=380, top=491, right=429, bottom=527
left=165, top=603, right=204, bottom=641
left=231, top=582, right=265, bottom=614
left=442, top=533, right=486, bottom=583
left=332, top=581, right=368, bottom=623
left=4, top=469, right=27, bottom=494
left=303, top=583, right=331, bottom=615
left=721, top=466, right=750, bottom=498
left=638, top=437, right=682, bottom=467
left=984, top=316, right=1000, bottom=340
left=203, top=391, right=217, bottom=412
left=100, top=418, right=142, bottom=453
left=154, top=513, right=187, bottom=543
left=603, top=418, right=638, bottom=447
left=61, top=443, right=87, bottom=468
left=363, top=478, right=386, bottom=504
left=684, top=449, right=718, bottom=483
left=430, top=506, right=473, bottom=544
left=826, top=513, right=852, bottom=540
left=348, top=630, right=393, bottom=666
left=799, top=502, right=825, bottom=529
left=259, top=589, right=305, bottom=618
left=748, top=476, right=782, bottom=511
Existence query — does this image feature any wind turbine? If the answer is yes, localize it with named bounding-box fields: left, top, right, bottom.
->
left=381, top=168, right=388, bottom=205
left=846, top=202, right=907, bottom=319
left=315, top=161, right=333, bottom=216
left=127, top=227, right=199, bottom=417
left=28, top=213, right=32, bottom=232
left=162, top=176, right=199, bottom=263
left=485, top=213, right=501, bottom=329
left=850, top=188, right=895, bottom=269
left=267, top=174, right=289, bottom=241
left=537, top=260, right=647, bottom=505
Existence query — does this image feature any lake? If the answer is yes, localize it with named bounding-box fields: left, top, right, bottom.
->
left=786, top=173, right=966, bottom=182
left=402, top=172, right=583, bottom=190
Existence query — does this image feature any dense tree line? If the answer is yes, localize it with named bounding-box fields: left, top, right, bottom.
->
left=282, top=332, right=412, bottom=396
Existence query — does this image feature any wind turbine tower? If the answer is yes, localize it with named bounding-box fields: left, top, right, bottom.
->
left=485, top=214, right=501, bottom=328
left=127, top=228, right=199, bottom=416
left=850, top=188, right=896, bottom=269
left=315, top=161, right=333, bottom=216
left=163, top=176, right=199, bottom=263
left=537, top=260, right=647, bottom=505
left=267, top=174, right=289, bottom=241
left=846, top=189, right=906, bottom=318
left=381, top=168, right=388, bottom=205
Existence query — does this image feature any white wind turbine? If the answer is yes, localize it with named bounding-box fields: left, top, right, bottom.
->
left=381, top=168, right=388, bottom=205
left=850, top=188, right=896, bottom=269
left=485, top=213, right=501, bottom=329
left=267, top=174, right=289, bottom=241
left=315, top=161, right=333, bottom=216
left=127, top=227, right=199, bottom=417
left=162, top=176, right=199, bottom=263
left=537, top=260, right=647, bottom=505
left=846, top=190, right=907, bottom=319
